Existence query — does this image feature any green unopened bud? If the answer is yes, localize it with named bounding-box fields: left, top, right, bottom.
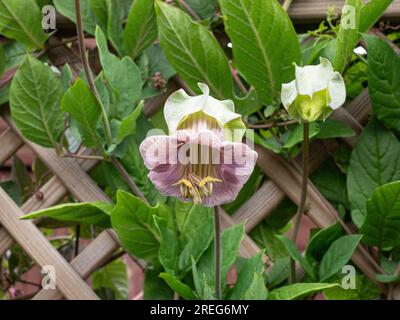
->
left=281, top=57, right=346, bottom=123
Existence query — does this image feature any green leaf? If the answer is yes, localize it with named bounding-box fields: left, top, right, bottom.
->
left=183, top=0, right=217, bottom=19
left=347, top=118, right=400, bottom=227
left=92, top=259, right=128, bottom=300
left=268, top=283, right=338, bottom=300
left=219, top=0, right=301, bottom=106
left=305, top=223, right=344, bottom=264
left=266, top=256, right=290, bottom=288
left=20, top=201, right=112, bottom=228
left=376, top=273, right=400, bottom=283
left=229, top=252, right=267, bottom=300
left=360, top=0, right=394, bottom=33
left=155, top=0, right=233, bottom=99
left=96, top=26, right=142, bottom=117
left=0, top=0, right=47, bottom=49
left=324, top=275, right=380, bottom=300
left=110, top=190, right=160, bottom=261
left=275, top=235, right=316, bottom=280
left=0, top=44, right=4, bottom=76
left=61, top=78, right=104, bottom=149
left=114, top=101, right=144, bottom=145
left=283, top=122, right=320, bottom=149
left=10, top=55, right=64, bottom=148
left=143, top=266, right=173, bottom=300
left=365, top=35, right=400, bottom=131
left=154, top=216, right=179, bottom=276
left=89, top=0, right=124, bottom=54
left=315, top=119, right=355, bottom=139
left=123, top=0, right=157, bottom=59
left=54, top=0, right=97, bottom=34
left=319, top=234, right=362, bottom=281
left=311, top=160, right=349, bottom=207
left=195, top=224, right=245, bottom=298
left=177, top=203, right=214, bottom=276
left=159, top=273, right=197, bottom=300
left=360, top=181, right=400, bottom=248
left=333, top=0, right=362, bottom=72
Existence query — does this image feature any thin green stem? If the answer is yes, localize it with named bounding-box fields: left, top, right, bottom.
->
left=290, top=122, right=309, bottom=284
left=74, top=0, right=112, bottom=147
left=214, top=206, right=222, bottom=300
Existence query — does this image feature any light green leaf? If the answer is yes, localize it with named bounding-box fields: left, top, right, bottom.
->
left=155, top=0, right=233, bottom=99
left=324, top=275, right=380, bottom=300
left=230, top=252, right=267, bottom=300
left=123, top=0, right=157, bottom=59
left=268, top=283, right=338, bottom=300
left=305, top=223, right=344, bottom=264
left=347, top=118, right=400, bottom=227
left=360, top=0, right=394, bottom=33
left=96, top=26, right=142, bottom=117
left=20, top=201, right=113, bottom=228
left=333, top=0, right=361, bottom=72
left=275, top=235, right=316, bottom=280
left=177, top=203, right=214, bottom=276
left=195, top=224, right=245, bottom=298
left=219, top=0, right=301, bottom=106
left=61, top=78, right=103, bottom=149
left=54, top=0, right=97, bottom=34
left=365, top=35, right=400, bottom=131
left=154, top=216, right=179, bottom=276
left=319, top=234, right=362, bottom=281
left=159, top=273, right=197, bottom=300
left=315, top=119, right=355, bottom=139
left=10, top=55, right=64, bottom=148
left=283, top=122, right=320, bottom=149
left=114, top=101, right=144, bottom=145
left=110, top=190, right=160, bottom=261
left=361, top=181, right=400, bottom=248
left=92, top=259, right=128, bottom=300
left=0, top=0, right=47, bottom=49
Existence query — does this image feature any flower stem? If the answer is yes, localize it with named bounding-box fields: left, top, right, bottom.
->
left=290, top=121, right=310, bottom=284
left=74, top=0, right=112, bottom=148
left=214, top=206, right=222, bottom=300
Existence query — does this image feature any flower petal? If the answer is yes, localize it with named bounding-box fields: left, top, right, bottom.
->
left=328, top=71, right=346, bottom=110
left=202, top=142, right=258, bottom=206
left=295, top=57, right=333, bottom=98
left=148, top=164, right=182, bottom=198
left=281, top=80, right=298, bottom=110
left=139, top=131, right=191, bottom=170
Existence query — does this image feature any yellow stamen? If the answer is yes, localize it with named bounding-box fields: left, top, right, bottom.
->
left=173, top=178, right=193, bottom=189
left=199, top=176, right=222, bottom=187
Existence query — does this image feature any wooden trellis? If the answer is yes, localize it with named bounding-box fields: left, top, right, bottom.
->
left=1, top=1, right=400, bottom=300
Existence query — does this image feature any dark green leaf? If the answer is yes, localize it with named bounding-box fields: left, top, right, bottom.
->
left=284, top=122, right=320, bottom=149
left=61, top=78, right=104, bottom=149
left=110, top=190, right=160, bottom=261
left=183, top=0, right=217, bottom=19
left=54, top=0, right=97, bottom=34
left=324, top=275, right=380, bottom=300
left=159, top=273, right=197, bottom=300
left=0, top=0, right=47, bottom=49
left=275, top=235, right=316, bottom=280
left=347, top=118, right=400, bottom=227
left=114, top=101, right=144, bottom=145
left=365, top=35, right=400, bottom=131
left=316, top=119, right=355, bottom=139
left=361, top=181, right=400, bottom=248
left=123, top=0, right=157, bottom=59
left=155, top=0, right=233, bottom=99
left=319, top=234, right=362, bottom=281
left=219, top=0, right=301, bottom=106
left=92, top=259, right=128, bottom=300
left=143, top=266, right=173, bottom=300
left=229, top=252, right=267, bottom=300
left=10, top=55, right=64, bottom=148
